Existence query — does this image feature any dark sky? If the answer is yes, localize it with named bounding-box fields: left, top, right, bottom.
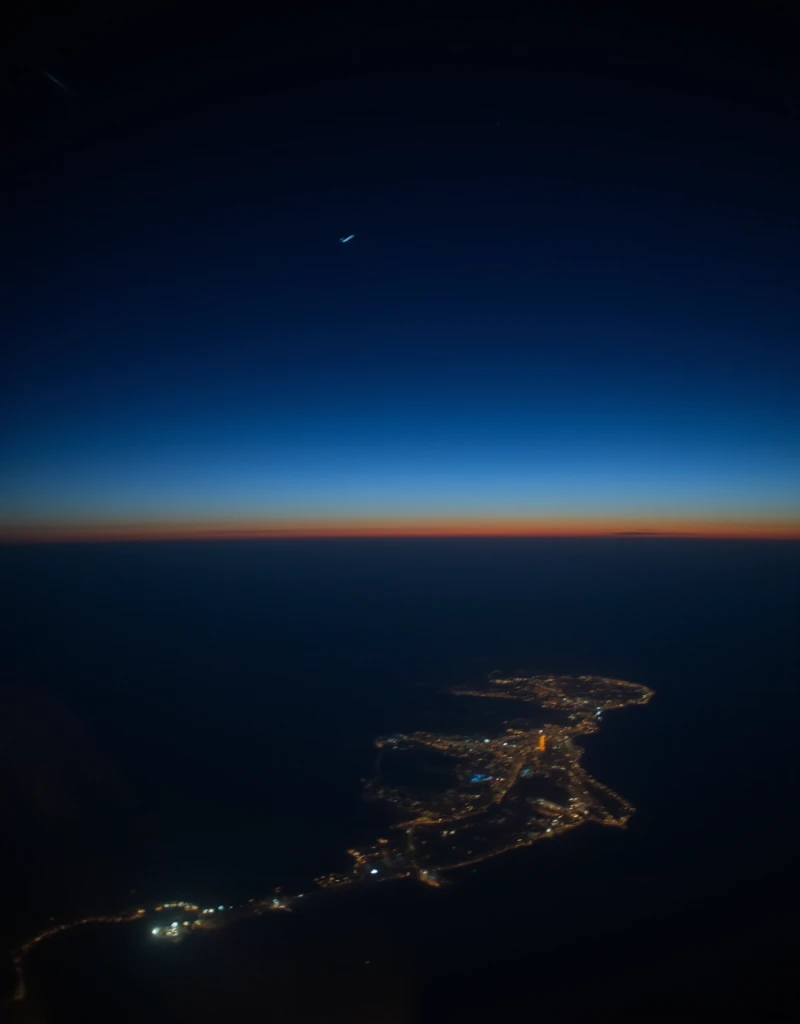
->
left=3, top=4, right=799, bottom=539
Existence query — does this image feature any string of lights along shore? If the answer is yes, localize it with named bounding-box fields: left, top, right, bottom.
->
left=9, top=673, right=653, bottom=1004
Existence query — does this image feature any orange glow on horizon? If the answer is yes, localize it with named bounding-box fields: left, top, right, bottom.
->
left=1, top=515, right=798, bottom=543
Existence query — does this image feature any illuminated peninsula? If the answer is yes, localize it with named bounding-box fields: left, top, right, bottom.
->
left=9, top=673, right=653, bottom=1005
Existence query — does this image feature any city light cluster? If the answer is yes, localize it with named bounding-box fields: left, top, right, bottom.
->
left=9, top=673, right=652, bottom=1005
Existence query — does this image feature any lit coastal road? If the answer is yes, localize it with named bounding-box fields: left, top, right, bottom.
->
left=8, top=673, right=653, bottom=1006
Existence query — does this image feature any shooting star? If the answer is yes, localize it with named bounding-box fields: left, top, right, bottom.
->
left=339, top=234, right=355, bottom=244
left=42, top=71, right=69, bottom=92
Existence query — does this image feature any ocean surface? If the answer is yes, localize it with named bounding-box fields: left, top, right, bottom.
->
left=1, top=538, right=797, bottom=1022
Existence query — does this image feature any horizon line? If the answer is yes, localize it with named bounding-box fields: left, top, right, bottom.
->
left=2, top=522, right=799, bottom=544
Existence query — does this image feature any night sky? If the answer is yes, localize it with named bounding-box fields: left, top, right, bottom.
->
left=3, top=6, right=799, bottom=540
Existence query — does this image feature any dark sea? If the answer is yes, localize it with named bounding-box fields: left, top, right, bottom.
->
left=1, top=538, right=797, bottom=1022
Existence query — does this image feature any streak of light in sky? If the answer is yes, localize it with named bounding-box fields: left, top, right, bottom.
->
left=42, top=71, right=69, bottom=92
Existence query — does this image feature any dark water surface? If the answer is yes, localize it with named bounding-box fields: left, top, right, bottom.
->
left=1, top=538, right=797, bottom=1021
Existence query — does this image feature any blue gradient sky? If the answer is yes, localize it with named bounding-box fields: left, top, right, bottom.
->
left=3, top=9, right=799, bottom=538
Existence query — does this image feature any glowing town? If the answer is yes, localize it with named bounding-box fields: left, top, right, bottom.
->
left=9, top=673, right=653, bottom=1003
